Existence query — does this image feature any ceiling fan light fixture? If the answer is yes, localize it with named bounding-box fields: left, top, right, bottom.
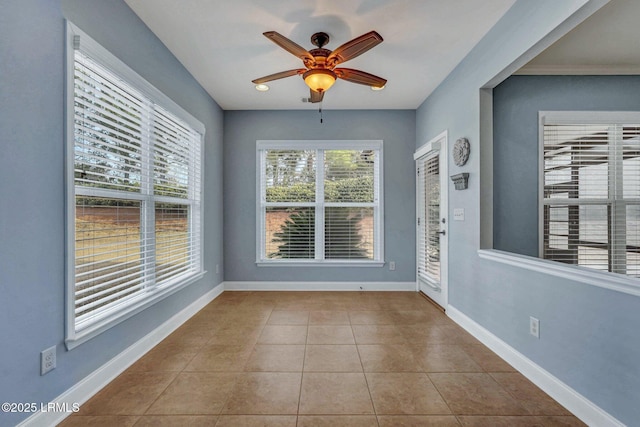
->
left=255, top=84, right=270, bottom=91
left=370, top=85, right=385, bottom=91
left=303, top=69, right=336, bottom=93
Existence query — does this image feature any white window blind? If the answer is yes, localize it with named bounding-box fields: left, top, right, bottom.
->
left=263, top=149, right=316, bottom=259
left=417, top=153, right=441, bottom=284
left=67, top=24, right=204, bottom=345
left=542, top=115, right=640, bottom=278
left=258, top=141, right=383, bottom=265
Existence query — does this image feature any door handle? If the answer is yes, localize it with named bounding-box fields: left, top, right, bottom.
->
left=435, top=230, right=446, bottom=235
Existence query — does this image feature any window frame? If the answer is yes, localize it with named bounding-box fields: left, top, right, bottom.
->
left=538, top=111, right=640, bottom=278
left=256, top=140, right=384, bottom=267
left=65, top=22, right=206, bottom=349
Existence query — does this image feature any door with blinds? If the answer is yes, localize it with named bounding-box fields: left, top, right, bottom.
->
left=415, top=132, right=448, bottom=309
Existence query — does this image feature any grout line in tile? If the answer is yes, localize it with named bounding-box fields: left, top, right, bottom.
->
left=139, top=371, right=182, bottom=416
left=354, top=337, right=380, bottom=426
left=424, top=372, right=455, bottom=417
left=298, top=318, right=310, bottom=415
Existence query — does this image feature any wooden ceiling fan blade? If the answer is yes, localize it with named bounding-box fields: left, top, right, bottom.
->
left=252, top=69, right=305, bottom=84
left=334, top=68, right=387, bottom=87
left=309, top=89, right=324, bottom=103
left=263, top=31, right=315, bottom=64
left=326, top=31, right=383, bottom=66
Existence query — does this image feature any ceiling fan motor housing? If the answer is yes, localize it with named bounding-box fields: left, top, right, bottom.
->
left=309, top=48, right=331, bottom=67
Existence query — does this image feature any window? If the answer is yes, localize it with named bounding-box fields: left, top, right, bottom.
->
left=541, top=112, right=640, bottom=278
left=257, top=140, right=383, bottom=266
left=66, top=24, right=205, bottom=347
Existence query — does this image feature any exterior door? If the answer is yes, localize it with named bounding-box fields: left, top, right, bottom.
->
left=415, top=132, right=448, bottom=309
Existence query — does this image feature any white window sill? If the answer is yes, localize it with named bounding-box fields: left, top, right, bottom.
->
left=478, top=249, right=640, bottom=298
left=65, top=271, right=206, bottom=350
left=256, top=261, right=385, bottom=268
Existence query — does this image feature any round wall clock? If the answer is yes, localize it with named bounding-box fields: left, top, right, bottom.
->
left=453, top=137, right=470, bottom=166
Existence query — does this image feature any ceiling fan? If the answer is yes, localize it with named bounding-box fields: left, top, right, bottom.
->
left=252, top=30, right=387, bottom=103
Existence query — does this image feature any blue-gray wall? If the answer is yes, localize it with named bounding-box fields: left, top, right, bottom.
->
left=0, top=1, right=223, bottom=425
left=416, top=0, right=640, bottom=424
left=224, top=110, right=416, bottom=283
left=493, top=75, right=640, bottom=256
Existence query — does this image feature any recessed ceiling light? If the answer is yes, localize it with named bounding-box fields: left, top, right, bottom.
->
left=255, top=84, right=269, bottom=91
left=370, top=85, right=385, bottom=91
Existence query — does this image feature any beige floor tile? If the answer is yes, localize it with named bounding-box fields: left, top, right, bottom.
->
left=299, top=373, right=374, bottom=415
left=461, top=345, right=516, bottom=372
left=348, top=311, right=394, bottom=325
left=304, top=345, right=363, bottom=372
left=218, top=313, right=270, bottom=326
left=129, top=341, right=198, bottom=372
left=207, top=324, right=262, bottom=346
left=344, top=300, right=383, bottom=311
left=377, top=415, right=461, bottom=426
left=309, top=310, right=351, bottom=325
left=307, top=325, right=355, bottom=344
left=222, top=373, right=301, bottom=414
left=411, top=345, right=483, bottom=373
left=297, top=415, right=379, bottom=426
left=134, top=415, right=218, bottom=426
left=457, top=415, right=587, bottom=426
left=386, top=300, right=432, bottom=311
left=352, top=325, right=408, bottom=344
left=78, top=372, right=177, bottom=415
left=71, top=292, right=579, bottom=423
left=490, top=372, right=571, bottom=415
left=216, top=322, right=265, bottom=334
left=257, top=325, right=307, bottom=344
left=275, top=301, right=338, bottom=311
left=429, top=373, right=527, bottom=415
left=366, top=373, right=451, bottom=415
left=244, top=345, right=305, bottom=372
left=401, top=325, right=479, bottom=346
left=185, top=344, right=252, bottom=371
left=58, top=415, right=140, bottom=426
left=267, top=310, right=309, bottom=325
left=386, top=310, right=440, bottom=325
left=214, top=415, right=297, bottom=426
left=358, top=344, right=420, bottom=372
left=146, top=372, right=238, bottom=415
left=162, top=323, right=218, bottom=349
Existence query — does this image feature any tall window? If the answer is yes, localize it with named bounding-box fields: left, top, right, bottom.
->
left=257, top=141, right=383, bottom=265
left=541, top=112, right=640, bottom=278
left=66, top=24, right=204, bottom=346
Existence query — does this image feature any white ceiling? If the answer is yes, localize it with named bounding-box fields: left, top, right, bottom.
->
left=518, top=0, right=640, bottom=75
left=124, top=0, right=516, bottom=110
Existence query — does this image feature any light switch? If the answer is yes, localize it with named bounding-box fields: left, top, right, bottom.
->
left=453, top=208, right=465, bottom=221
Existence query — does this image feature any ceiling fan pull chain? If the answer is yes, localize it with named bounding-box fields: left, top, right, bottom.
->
left=319, top=102, right=323, bottom=124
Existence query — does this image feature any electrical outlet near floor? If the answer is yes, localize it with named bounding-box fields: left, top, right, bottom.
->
left=41, top=346, right=56, bottom=375
left=389, top=261, right=396, bottom=271
left=529, top=316, right=540, bottom=339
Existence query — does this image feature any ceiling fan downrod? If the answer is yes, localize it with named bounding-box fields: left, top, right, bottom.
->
left=310, top=32, right=330, bottom=48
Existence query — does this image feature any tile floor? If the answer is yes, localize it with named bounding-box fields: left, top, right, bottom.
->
left=60, top=291, right=585, bottom=426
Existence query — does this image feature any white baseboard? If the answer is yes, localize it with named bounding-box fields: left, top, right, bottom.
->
left=447, top=305, right=624, bottom=427
left=223, top=281, right=417, bottom=291
left=18, top=284, right=224, bottom=427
